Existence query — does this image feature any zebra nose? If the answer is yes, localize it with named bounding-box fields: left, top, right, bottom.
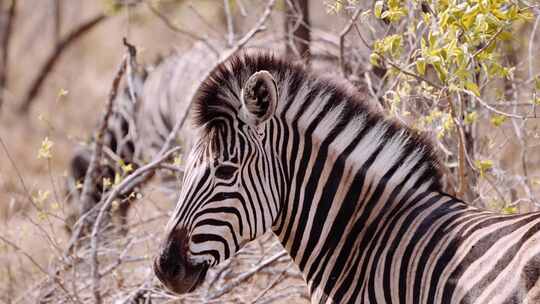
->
left=153, top=226, right=208, bottom=294
left=154, top=227, right=189, bottom=288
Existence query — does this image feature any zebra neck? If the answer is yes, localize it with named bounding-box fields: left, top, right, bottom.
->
left=271, top=81, right=444, bottom=297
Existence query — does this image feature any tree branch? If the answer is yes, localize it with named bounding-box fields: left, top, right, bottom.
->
left=339, top=6, right=362, bottom=77
left=158, top=0, right=277, bottom=156
left=145, top=1, right=219, bottom=56
left=89, top=146, right=181, bottom=304
left=0, top=0, right=16, bottom=111
left=18, top=13, right=107, bottom=114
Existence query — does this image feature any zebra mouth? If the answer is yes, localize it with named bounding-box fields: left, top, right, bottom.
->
left=153, top=227, right=209, bottom=294
left=154, top=256, right=209, bottom=294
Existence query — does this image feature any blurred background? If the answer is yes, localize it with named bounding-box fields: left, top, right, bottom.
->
left=0, top=0, right=539, bottom=303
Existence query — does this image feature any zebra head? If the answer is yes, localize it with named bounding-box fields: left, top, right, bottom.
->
left=154, top=55, right=282, bottom=294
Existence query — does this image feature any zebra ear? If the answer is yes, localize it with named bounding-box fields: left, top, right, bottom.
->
left=240, top=70, right=277, bottom=126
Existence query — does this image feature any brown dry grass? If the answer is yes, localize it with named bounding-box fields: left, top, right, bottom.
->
left=0, top=1, right=321, bottom=303
left=1, top=1, right=539, bottom=303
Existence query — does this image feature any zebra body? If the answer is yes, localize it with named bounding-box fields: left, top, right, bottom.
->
left=153, top=51, right=540, bottom=303
left=137, top=43, right=219, bottom=159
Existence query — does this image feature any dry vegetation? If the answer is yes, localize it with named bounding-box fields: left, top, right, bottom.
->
left=0, top=0, right=539, bottom=303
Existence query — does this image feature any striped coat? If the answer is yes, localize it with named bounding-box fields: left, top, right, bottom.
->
left=152, top=51, right=540, bottom=303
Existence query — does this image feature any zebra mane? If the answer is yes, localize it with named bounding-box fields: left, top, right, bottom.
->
left=192, top=50, right=443, bottom=188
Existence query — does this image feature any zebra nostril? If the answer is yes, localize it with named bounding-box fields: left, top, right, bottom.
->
left=154, top=226, right=189, bottom=281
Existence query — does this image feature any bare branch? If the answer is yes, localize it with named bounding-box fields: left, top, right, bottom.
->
left=158, top=0, right=277, bottom=156
left=145, top=1, right=219, bottom=56
left=89, top=146, right=182, bottom=304
left=285, top=0, right=310, bottom=64
left=378, top=52, right=443, bottom=90
left=53, top=0, right=61, bottom=46
left=339, top=6, right=362, bottom=77
left=0, top=134, right=44, bottom=212
left=207, top=251, right=287, bottom=299
left=223, top=0, right=235, bottom=46
left=0, top=234, right=47, bottom=275
left=77, top=46, right=127, bottom=239
left=472, top=27, right=504, bottom=59
left=465, top=91, right=523, bottom=119
left=18, top=13, right=107, bottom=114
left=0, top=0, right=16, bottom=111
left=528, top=13, right=540, bottom=79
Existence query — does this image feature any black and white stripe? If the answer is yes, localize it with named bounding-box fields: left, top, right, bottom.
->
left=64, top=70, right=145, bottom=233
left=136, top=43, right=219, bottom=160
left=154, top=50, right=540, bottom=303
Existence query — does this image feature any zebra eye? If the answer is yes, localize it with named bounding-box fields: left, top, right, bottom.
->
left=215, top=164, right=238, bottom=180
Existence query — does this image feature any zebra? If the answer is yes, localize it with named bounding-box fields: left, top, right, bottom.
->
left=153, top=50, right=540, bottom=303
left=64, top=67, right=145, bottom=234
left=136, top=40, right=343, bottom=195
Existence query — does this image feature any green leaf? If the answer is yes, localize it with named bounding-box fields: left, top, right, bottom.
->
left=416, top=57, right=426, bottom=75
left=464, top=111, right=478, bottom=124
left=501, top=206, right=518, bottom=215
left=432, top=61, right=447, bottom=82
left=490, top=114, right=507, bottom=127
left=475, top=159, right=493, bottom=178
left=374, top=1, right=384, bottom=18
left=465, top=81, right=480, bottom=97
left=370, top=53, right=381, bottom=67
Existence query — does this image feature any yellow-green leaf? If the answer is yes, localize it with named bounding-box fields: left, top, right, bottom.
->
left=501, top=206, right=518, bottom=215
left=370, top=53, right=381, bottom=67
left=464, top=111, right=478, bottom=124
left=465, top=81, right=480, bottom=97
left=475, top=159, right=493, bottom=178
left=416, top=57, right=426, bottom=75
left=490, top=114, right=506, bottom=127
left=38, top=137, right=54, bottom=159
left=374, top=1, right=384, bottom=18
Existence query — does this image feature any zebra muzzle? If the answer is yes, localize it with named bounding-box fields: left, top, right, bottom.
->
left=153, top=227, right=208, bottom=294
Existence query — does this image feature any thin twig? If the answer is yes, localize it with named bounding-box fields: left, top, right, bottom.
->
left=284, top=0, right=310, bottom=64
left=447, top=93, right=468, bottom=198
left=224, top=0, right=235, bottom=46
left=339, top=6, right=362, bottom=77
left=380, top=53, right=443, bottom=90
left=207, top=251, right=287, bottom=299
left=0, top=234, right=79, bottom=303
left=89, top=146, right=182, bottom=304
left=0, top=234, right=47, bottom=275
left=465, top=91, right=523, bottom=119
left=53, top=0, right=61, bottom=46
left=84, top=39, right=141, bottom=304
left=472, top=27, right=504, bottom=59
left=528, top=13, right=540, bottom=79
left=235, top=0, right=247, bottom=17
left=79, top=49, right=127, bottom=235
left=352, top=23, right=371, bottom=50
left=145, top=1, right=219, bottom=56
left=158, top=0, right=277, bottom=156
left=0, top=0, right=16, bottom=111
left=0, top=134, right=36, bottom=209
left=18, top=13, right=107, bottom=114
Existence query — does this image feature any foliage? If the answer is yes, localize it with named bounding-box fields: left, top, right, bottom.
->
left=331, top=0, right=539, bottom=211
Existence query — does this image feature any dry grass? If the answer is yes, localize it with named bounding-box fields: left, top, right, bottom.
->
left=1, top=1, right=539, bottom=303
left=0, top=1, right=318, bottom=302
